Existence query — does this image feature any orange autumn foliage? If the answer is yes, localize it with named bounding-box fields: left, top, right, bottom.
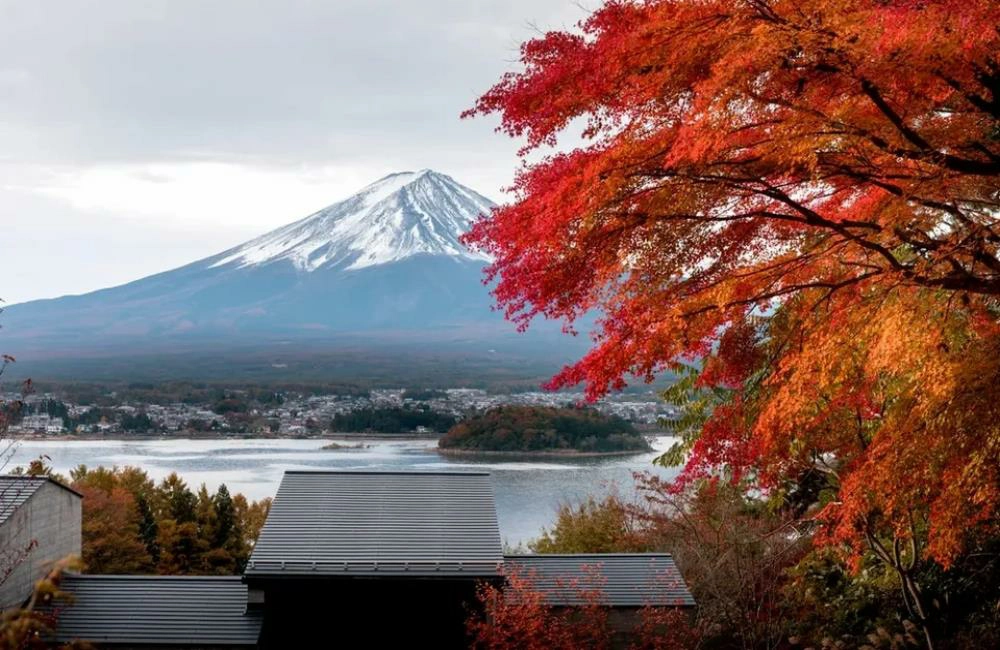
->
left=468, top=570, right=610, bottom=650
left=77, top=484, right=153, bottom=574
left=465, top=0, right=1000, bottom=567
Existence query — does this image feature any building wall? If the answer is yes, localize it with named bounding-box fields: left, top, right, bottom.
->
left=253, top=576, right=494, bottom=649
left=0, top=482, right=82, bottom=610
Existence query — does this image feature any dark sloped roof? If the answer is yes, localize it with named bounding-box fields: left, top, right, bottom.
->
left=504, top=554, right=695, bottom=607
left=0, top=475, right=82, bottom=525
left=51, top=575, right=262, bottom=646
left=246, top=470, right=503, bottom=577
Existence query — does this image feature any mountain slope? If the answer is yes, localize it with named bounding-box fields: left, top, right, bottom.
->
left=3, top=170, right=584, bottom=374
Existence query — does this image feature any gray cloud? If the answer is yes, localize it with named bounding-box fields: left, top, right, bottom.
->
left=0, top=0, right=583, bottom=165
left=0, top=0, right=588, bottom=304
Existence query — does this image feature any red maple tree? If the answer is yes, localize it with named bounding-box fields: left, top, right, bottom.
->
left=464, top=3, right=1000, bottom=635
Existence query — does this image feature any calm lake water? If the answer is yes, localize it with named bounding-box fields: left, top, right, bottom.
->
left=8, top=436, right=679, bottom=547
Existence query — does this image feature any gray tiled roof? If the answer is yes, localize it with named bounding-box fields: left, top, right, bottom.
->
left=504, top=554, right=695, bottom=607
left=0, top=475, right=82, bottom=525
left=51, top=575, right=262, bottom=646
left=246, top=470, right=503, bottom=577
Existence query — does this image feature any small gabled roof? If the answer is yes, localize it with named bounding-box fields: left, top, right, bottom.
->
left=51, top=575, right=262, bottom=647
left=504, top=554, right=696, bottom=608
left=0, top=475, right=82, bottom=525
left=246, top=470, right=503, bottom=578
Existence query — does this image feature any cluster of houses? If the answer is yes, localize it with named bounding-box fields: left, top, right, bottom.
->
left=12, top=414, right=68, bottom=435
left=0, top=470, right=694, bottom=648
left=6, top=388, right=678, bottom=437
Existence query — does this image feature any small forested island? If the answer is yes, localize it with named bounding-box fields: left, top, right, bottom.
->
left=438, top=405, right=651, bottom=456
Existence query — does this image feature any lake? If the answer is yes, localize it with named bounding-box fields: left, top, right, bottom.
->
left=7, top=436, right=679, bottom=548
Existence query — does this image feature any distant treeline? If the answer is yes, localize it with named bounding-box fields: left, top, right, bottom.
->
left=439, top=405, right=649, bottom=453
left=9, top=380, right=539, bottom=409
left=329, top=406, right=458, bottom=433
left=400, top=388, right=448, bottom=401
left=3, top=347, right=574, bottom=394
left=15, top=381, right=369, bottom=409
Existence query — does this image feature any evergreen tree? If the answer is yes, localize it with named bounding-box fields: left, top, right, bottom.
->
left=213, top=484, right=236, bottom=549
left=156, top=519, right=204, bottom=575
left=195, top=484, right=217, bottom=538
left=159, top=473, right=197, bottom=523
left=135, top=492, right=160, bottom=563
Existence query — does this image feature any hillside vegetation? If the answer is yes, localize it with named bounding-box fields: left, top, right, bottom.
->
left=330, top=406, right=456, bottom=434
left=439, top=405, right=649, bottom=453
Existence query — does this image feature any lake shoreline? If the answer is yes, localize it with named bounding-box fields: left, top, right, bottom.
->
left=6, top=436, right=679, bottom=546
left=15, top=432, right=442, bottom=442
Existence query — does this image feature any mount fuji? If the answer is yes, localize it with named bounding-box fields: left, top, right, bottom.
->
left=3, top=170, right=585, bottom=381
left=209, top=169, right=493, bottom=273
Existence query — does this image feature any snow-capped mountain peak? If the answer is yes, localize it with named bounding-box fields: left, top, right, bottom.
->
left=209, top=170, right=495, bottom=272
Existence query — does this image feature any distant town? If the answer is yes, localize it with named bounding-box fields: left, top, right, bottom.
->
left=3, top=386, right=679, bottom=437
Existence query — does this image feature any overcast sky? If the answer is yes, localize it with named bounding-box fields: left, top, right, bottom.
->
left=0, top=0, right=587, bottom=305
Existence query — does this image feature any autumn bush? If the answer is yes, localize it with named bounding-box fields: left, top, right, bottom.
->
left=531, top=494, right=651, bottom=554
left=528, top=481, right=808, bottom=649
left=521, top=475, right=1000, bottom=647
left=467, top=566, right=701, bottom=650
left=0, top=559, right=83, bottom=650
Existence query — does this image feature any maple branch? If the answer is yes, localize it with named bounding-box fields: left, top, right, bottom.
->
left=860, top=79, right=932, bottom=150
left=681, top=271, right=881, bottom=319
left=938, top=71, right=1000, bottom=120
left=755, top=183, right=905, bottom=270
left=833, top=167, right=1000, bottom=244
left=860, top=78, right=1000, bottom=176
